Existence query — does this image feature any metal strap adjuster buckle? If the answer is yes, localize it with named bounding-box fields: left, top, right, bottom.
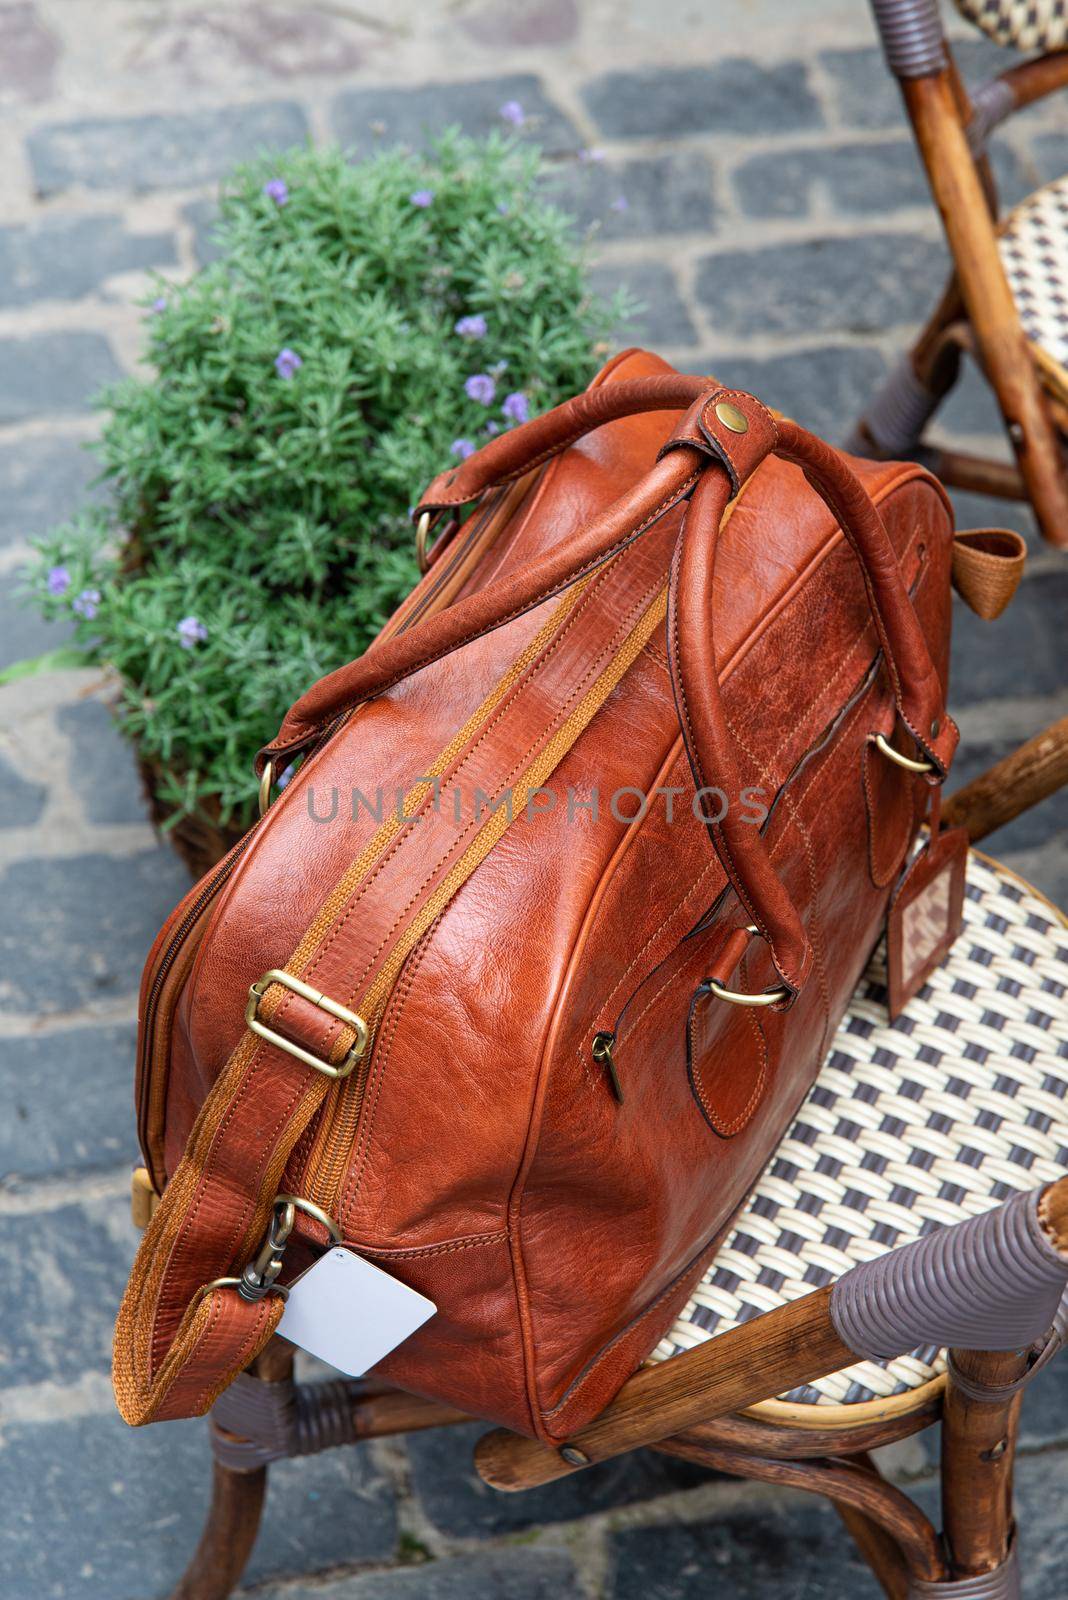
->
left=245, top=968, right=368, bottom=1079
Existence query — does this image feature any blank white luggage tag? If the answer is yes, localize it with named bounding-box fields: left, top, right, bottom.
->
left=277, top=1246, right=436, bottom=1376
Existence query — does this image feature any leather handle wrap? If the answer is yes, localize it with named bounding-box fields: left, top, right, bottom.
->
left=829, top=1185, right=1068, bottom=1361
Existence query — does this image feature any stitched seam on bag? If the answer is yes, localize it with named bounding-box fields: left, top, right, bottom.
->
left=301, top=566, right=669, bottom=1061
left=348, top=1231, right=508, bottom=1260
left=690, top=1002, right=768, bottom=1136
left=339, top=918, right=441, bottom=1234
left=289, top=558, right=648, bottom=1049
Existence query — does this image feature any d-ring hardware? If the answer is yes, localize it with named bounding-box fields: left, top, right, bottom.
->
left=707, top=925, right=790, bottom=1008
left=872, top=732, right=935, bottom=774
left=258, top=759, right=275, bottom=817
left=245, top=969, right=369, bottom=1078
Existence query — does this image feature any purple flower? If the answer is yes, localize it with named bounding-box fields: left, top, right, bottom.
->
left=610, top=194, right=629, bottom=213
left=72, top=587, right=101, bottom=620
left=499, top=100, right=525, bottom=127
left=454, top=313, right=487, bottom=340
left=464, top=373, right=496, bottom=405
left=263, top=178, right=289, bottom=206
left=274, top=347, right=302, bottom=380
left=409, top=189, right=434, bottom=208
left=451, top=438, right=476, bottom=460
left=485, top=420, right=500, bottom=436
left=276, top=763, right=296, bottom=790
left=496, top=200, right=510, bottom=216
left=149, top=295, right=168, bottom=315
left=177, top=615, right=208, bottom=650
left=502, top=390, right=529, bottom=425
left=46, top=564, right=71, bottom=597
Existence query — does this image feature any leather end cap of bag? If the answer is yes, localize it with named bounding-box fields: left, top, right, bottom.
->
left=951, top=528, right=1027, bottom=620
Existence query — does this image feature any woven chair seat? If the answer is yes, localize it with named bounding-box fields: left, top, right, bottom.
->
left=955, top=0, right=1068, bottom=52
left=651, top=851, right=1068, bottom=1422
left=998, top=175, right=1068, bottom=404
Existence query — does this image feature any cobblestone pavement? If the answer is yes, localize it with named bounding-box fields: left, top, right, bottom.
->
left=1, top=3, right=1066, bottom=1597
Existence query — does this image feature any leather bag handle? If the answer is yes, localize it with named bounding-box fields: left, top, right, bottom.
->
left=259, top=385, right=956, bottom=1001
left=665, top=394, right=957, bottom=1000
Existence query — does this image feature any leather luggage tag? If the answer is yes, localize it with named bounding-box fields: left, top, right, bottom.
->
left=277, top=1247, right=436, bottom=1376
left=886, top=826, right=968, bottom=1020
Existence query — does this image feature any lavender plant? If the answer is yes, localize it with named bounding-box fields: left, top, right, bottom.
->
left=24, top=135, right=624, bottom=837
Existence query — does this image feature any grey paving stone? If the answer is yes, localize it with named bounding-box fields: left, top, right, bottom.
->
left=183, top=196, right=221, bottom=268
left=948, top=489, right=1037, bottom=548
left=406, top=1420, right=707, bottom=1538
left=581, top=60, right=822, bottom=140
left=0, top=748, right=47, bottom=827
left=0, top=214, right=176, bottom=307
left=331, top=75, right=579, bottom=155
left=251, top=1549, right=575, bottom=1600
left=544, top=152, right=716, bottom=241
left=1018, top=1348, right=1068, bottom=1453
left=1030, top=132, right=1068, bottom=191
left=695, top=231, right=947, bottom=339
left=735, top=139, right=929, bottom=219
left=607, top=1486, right=880, bottom=1598
left=948, top=568, right=1068, bottom=708
left=933, top=356, right=1010, bottom=440
left=57, top=700, right=150, bottom=826
left=0, top=848, right=191, bottom=1015
left=0, top=433, right=98, bottom=551
left=734, top=137, right=1027, bottom=220
left=27, top=102, right=310, bottom=197
left=589, top=260, right=697, bottom=347
left=0, top=1404, right=396, bottom=1600
left=0, top=1021, right=138, bottom=1178
left=0, top=587, right=74, bottom=671
left=0, top=1199, right=134, bottom=1386
left=682, top=344, right=888, bottom=442
left=0, top=331, right=122, bottom=423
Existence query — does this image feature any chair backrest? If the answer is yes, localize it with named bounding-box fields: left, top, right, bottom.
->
left=954, top=0, right=1068, bottom=51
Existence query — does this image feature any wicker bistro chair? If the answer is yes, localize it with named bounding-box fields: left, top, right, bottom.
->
left=159, top=818, right=1068, bottom=1600
left=849, top=0, right=1068, bottom=550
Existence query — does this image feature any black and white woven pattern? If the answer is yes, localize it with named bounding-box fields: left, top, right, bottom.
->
left=955, top=0, right=1068, bottom=50
left=653, top=853, right=1068, bottom=1408
left=999, top=177, right=1068, bottom=375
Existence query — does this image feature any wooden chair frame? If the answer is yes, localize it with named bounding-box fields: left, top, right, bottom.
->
left=850, top=0, right=1068, bottom=548
left=171, top=1190, right=1066, bottom=1600
left=162, top=746, right=1068, bottom=1600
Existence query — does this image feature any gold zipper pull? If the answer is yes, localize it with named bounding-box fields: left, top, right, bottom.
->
left=591, top=1031, right=624, bottom=1104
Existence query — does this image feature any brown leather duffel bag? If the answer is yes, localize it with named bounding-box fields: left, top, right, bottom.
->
left=115, top=347, right=969, bottom=1443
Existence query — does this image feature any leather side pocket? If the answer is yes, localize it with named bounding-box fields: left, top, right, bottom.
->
left=686, top=982, right=769, bottom=1138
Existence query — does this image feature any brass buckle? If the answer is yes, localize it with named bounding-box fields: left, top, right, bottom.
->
left=245, top=968, right=368, bottom=1079
left=194, top=1194, right=342, bottom=1307
left=708, top=926, right=790, bottom=1008
left=872, top=731, right=935, bottom=774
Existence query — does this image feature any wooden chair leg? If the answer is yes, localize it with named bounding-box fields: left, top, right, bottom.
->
left=167, top=1339, right=294, bottom=1600
left=940, top=1348, right=1027, bottom=1582
left=168, top=1460, right=268, bottom=1600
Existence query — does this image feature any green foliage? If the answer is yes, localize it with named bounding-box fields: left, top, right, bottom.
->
left=27, top=135, right=626, bottom=829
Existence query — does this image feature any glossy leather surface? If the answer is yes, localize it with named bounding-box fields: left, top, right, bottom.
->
left=131, top=349, right=956, bottom=1439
